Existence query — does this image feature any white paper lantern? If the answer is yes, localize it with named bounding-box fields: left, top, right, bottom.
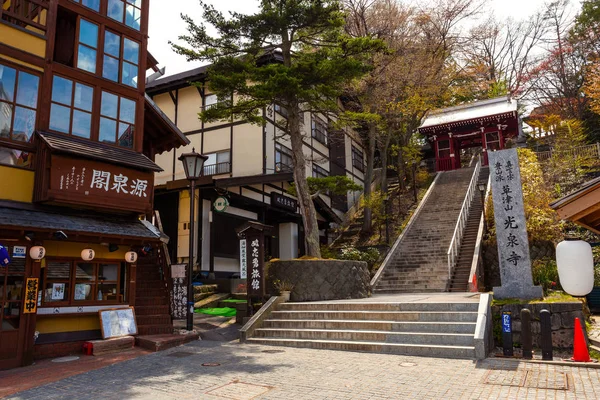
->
left=29, top=246, right=46, bottom=260
left=556, top=240, right=594, bottom=296
left=81, top=248, right=95, bottom=261
left=125, top=251, right=138, bottom=263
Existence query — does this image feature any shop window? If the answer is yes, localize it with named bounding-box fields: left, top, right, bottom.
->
left=312, top=164, right=328, bottom=178
left=72, top=0, right=100, bottom=12
left=102, top=32, right=140, bottom=88
left=42, top=260, right=126, bottom=306
left=0, top=63, right=39, bottom=144
left=0, top=146, right=33, bottom=169
left=107, top=0, right=142, bottom=31
left=1, top=247, right=26, bottom=331
left=275, top=143, right=293, bottom=172
left=311, top=115, right=328, bottom=145
left=76, top=19, right=99, bottom=74
left=99, top=91, right=136, bottom=148
left=49, top=75, right=94, bottom=139
left=204, top=150, right=231, bottom=175
left=352, top=145, right=364, bottom=172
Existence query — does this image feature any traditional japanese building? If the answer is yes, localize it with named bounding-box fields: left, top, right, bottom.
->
left=418, top=96, right=522, bottom=171
left=0, top=0, right=187, bottom=370
left=146, top=65, right=366, bottom=277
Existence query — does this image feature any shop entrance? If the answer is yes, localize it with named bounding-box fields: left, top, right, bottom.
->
left=0, top=244, right=28, bottom=370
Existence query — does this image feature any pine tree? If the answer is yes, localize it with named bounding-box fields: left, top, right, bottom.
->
left=172, top=0, right=384, bottom=257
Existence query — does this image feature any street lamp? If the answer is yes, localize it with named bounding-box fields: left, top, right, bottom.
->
left=477, top=181, right=488, bottom=233
left=178, top=148, right=208, bottom=331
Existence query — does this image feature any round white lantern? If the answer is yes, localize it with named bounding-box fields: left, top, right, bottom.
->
left=125, top=251, right=138, bottom=263
left=556, top=240, right=594, bottom=296
left=29, top=246, right=46, bottom=261
left=81, top=248, right=95, bottom=261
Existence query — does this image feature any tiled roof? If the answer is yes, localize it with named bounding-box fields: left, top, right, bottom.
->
left=36, top=131, right=163, bottom=172
left=0, top=204, right=163, bottom=241
left=420, top=97, right=518, bottom=130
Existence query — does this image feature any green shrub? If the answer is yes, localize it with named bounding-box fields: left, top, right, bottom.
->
left=595, top=264, right=600, bottom=287
left=532, top=258, right=561, bottom=294
left=338, top=246, right=380, bottom=269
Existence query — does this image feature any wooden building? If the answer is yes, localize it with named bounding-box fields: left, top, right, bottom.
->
left=146, top=66, right=367, bottom=276
left=418, top=97, right=522, bottom=171
left=0, top=0, right=188, bottom=369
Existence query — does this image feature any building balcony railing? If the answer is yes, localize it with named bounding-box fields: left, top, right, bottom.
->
left=0, top=0, right=48, bottom=34
left=275, top=162, right=293, bottom=173
left=204, top=162, right=231, bottom=176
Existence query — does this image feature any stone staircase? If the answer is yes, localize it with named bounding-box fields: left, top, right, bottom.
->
left=247, top=299, right=480, bottom=359
left=374, top=168, right=478, bottom=293
left=449, top=167, right=489, bottom=292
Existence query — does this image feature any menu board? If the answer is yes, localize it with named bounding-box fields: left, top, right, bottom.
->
left=98, top=307, right=138, bottom=339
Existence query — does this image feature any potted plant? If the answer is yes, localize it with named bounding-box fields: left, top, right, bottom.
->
left=274, top=280, right=294, bottom=302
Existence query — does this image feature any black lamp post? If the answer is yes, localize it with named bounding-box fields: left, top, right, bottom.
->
left=178, top=148, right=208, bottom=331
left=477, top=181, right=488, bottom=233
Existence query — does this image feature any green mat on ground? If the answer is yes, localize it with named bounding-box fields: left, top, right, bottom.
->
left=194, top=307, right=237, bottom=317
left=220, top=299, right=247, bottom=303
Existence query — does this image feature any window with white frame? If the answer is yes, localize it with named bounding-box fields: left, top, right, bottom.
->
left=275, top=143, right=293, bottom=172
left=204, top=150, right=231, bottom=175
left=311, top=115, right=328, bottom=145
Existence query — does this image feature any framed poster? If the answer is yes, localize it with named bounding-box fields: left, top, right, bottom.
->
left=52, top=283, right=65, bottom=300
left=99, top=307, right=138, bottom=339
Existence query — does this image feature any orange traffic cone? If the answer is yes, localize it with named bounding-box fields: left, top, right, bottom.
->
left=571, top=317, right=592, bottom=362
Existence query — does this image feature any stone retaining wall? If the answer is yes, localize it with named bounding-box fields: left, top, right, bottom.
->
left=491, top=301, right=587, bottom=349
left=267, top=260, right=370, bottom=302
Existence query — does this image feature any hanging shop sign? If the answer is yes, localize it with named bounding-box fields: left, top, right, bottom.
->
left=23, top=278, right=39, bottom=314
left=213, top=196, right=229, bottom=213
left=12, top=246, right=27, bottom=259
left=271, top=193, right=298, bottom=212
left=35, top=155, right=154, bottom=213
left=246, top=234, right=264, bottom=297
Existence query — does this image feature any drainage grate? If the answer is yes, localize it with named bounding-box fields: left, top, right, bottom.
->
left=483, top=369, right=569, bottom=391
left=261, top=350, right=285, bottom=354
left=206, top=382, right=273, bottom=400
left=166, top=352, right=195, bottom=358
left=483, top=368, right=528, bottom=387
left=524, top=370, right=569, bottom=390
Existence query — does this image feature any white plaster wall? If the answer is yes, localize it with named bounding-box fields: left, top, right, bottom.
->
left=232, top=124, right=263, bottom=176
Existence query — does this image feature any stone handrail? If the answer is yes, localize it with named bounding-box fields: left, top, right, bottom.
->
left=447, top=158, right=481, bottom=282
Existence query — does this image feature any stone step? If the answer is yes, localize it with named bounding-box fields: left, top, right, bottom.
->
left=246, top=338, right=475, bottom=359
left=270, top=310, right=478, bottom=322
left=373, top=288, right=446, bottom=294
left=278, top=302, right=478, bottom=312
left=136, top=324, right=174, bottom=336
left=254, top=328, right=474, bottom=346
left=136, top=333, right=199, bottom=352
left=263, top=319, right=477, bottom=333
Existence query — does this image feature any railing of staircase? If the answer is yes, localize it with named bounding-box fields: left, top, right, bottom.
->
left=447, top=157, right=481, bottom=282
left=153, top=210, right=173, bottom=316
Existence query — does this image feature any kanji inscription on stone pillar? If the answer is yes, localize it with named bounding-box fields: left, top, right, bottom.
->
left=489, top=149, right=542, bottom=300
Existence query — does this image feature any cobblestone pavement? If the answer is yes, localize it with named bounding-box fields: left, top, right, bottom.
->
left=6, top=341, right=600, bottom=400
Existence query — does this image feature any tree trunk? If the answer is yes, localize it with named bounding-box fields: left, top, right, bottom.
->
left=362, top=123, right=377, bottom=235
left=288, top=106, right=321, bottom=258
left=381, top=133, right=391, bottom=195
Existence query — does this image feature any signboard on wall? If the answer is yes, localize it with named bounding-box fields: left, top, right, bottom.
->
left=23, top=278, right=39, bottom=314
left=271, top=193, right=298, bottom=212
left=239, top=239, right=247, bottom=279
left=38, top=155, right=154, bottom=213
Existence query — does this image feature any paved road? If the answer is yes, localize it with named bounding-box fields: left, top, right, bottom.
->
left=7, top=341, right=600, bottom=400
